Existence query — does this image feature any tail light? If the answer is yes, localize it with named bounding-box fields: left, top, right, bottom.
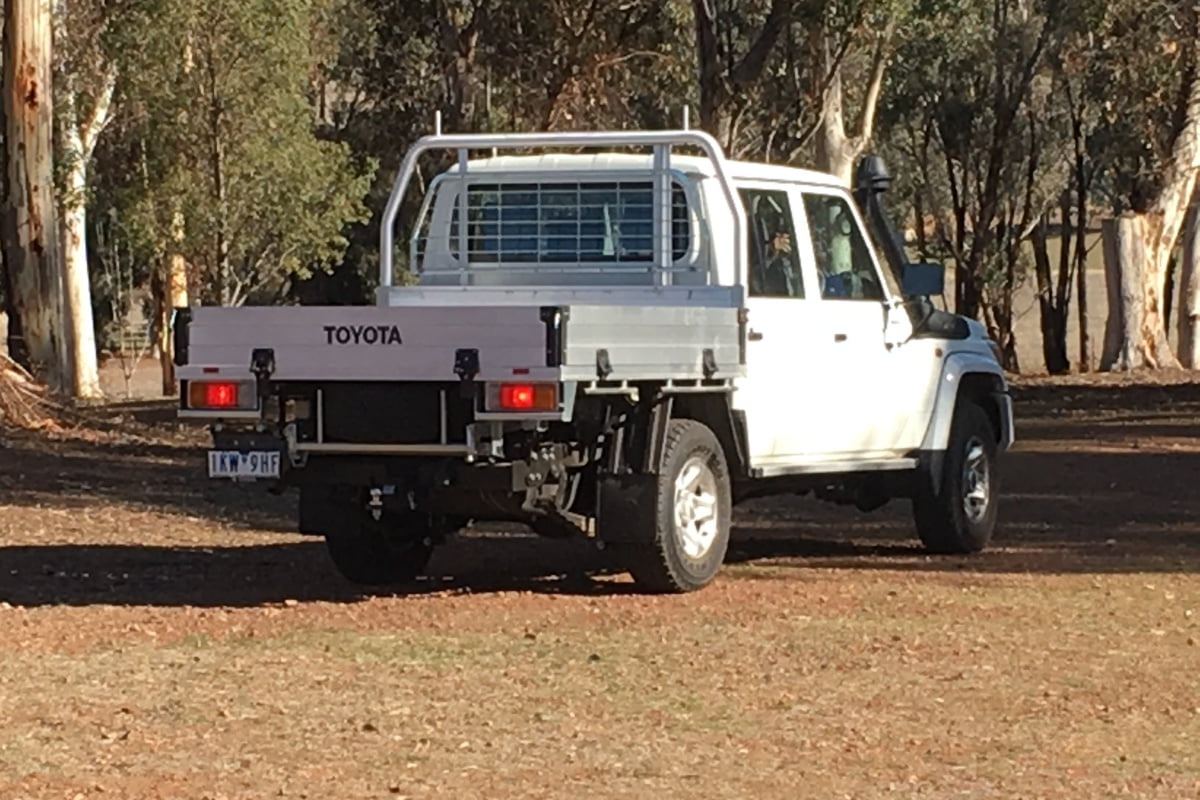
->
left=485, top=382, right=558, bottom=412
left=186, top=380, right=256, bottom=410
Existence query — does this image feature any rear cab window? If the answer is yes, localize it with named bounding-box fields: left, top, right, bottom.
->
left=420, top=179, right=693, bottom=269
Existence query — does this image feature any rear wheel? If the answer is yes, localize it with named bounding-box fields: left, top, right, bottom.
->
left=324, top=523, right=434, bottom=586
left=315, top=495, right=440, bottom=585
left=625, top=419, right=731, bottom=593
left=913, top=402, right=999, bottom=554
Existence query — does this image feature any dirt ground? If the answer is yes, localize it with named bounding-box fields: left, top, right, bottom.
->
left=1, top=377, right=1199, bottom=799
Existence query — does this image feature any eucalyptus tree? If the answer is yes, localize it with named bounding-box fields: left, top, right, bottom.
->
left=1090, top=0, right=1200, bottom=371
left=55, top=0, right=118, bottom=397
left=877, top=0, right=1064, bottom=369
left=3, top=0, right=65, bottom=385
left=121, top=0, right=374, bottom=306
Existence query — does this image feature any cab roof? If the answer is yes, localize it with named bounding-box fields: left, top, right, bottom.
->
left=444, top=153, right=845, bottom=189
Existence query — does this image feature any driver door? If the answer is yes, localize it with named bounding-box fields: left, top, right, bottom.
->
left=791, top=188, right=934, bottom=457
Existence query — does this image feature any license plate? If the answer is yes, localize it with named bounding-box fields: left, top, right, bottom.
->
left=208, top=450, right=282, bottom=479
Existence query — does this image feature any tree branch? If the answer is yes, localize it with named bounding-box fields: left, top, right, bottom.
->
left=463, top=0, right=492, bottom=42
left=781, top=29, right=856, bottom=160
left=1150, top=17, right=1200, bottom=269
left=575, top=0, right=602, bottom=46
left=80, top=63, right=118, bottom=161
left=730, top=0, right=792, bottom=88
left=1153, top=18, right=1200, bottom=219
left=850, top=22, right=896, bottom=146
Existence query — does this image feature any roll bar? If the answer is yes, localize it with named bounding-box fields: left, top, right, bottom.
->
left=378, top=130, right=745, bottom=289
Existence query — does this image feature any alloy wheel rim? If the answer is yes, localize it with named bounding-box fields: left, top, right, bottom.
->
left=674, top=455, right=720, bottom=561
left=962, top=437, right=990, bottom=523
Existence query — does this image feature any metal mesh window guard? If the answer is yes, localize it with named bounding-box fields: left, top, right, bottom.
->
left=417, top=180, right=691, bottom=270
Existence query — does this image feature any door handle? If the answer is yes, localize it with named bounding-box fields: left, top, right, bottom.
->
left=748, top=329, right=764, bottom=342
left=833, top=333, right=848, bottom=342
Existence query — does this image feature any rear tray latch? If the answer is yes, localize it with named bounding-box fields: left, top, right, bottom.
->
left=250, top=348, right=276, bottom=401
left=454, top=348, right=480, bottom=398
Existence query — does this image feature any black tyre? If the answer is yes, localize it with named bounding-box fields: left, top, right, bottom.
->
left=323, top=511, right=436, bottom=586
left=625, top=419, right=732, bottom=593
left=913, top=402, right=999, bottom=554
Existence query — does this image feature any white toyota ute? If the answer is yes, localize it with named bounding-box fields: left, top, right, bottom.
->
left=175, top=129, right=1014, bottom=593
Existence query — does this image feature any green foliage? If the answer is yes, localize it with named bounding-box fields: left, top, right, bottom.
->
left=1084, top=0, right=1195, bottom=212
left=88, top=0, right=374, bottom=307
left=63, top=0, right=1197, bottom=344
left=881, top=0, right=1065, bottom=258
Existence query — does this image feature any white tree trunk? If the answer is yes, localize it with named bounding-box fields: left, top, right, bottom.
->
left=56, top=61, right=115, bottom=400
left=1102, top=31, right=1200, bottom=371
left=60, top=124, right=102, bottom=398
left=814, top=63, right=855, bottom=186
left=1178, top=189, right=1200, bottom=368
left=1099, top=216, right=1174, bottom=370
left=1100, top=217, right=1126, bottom=369
left=2, top=0, right=65, bottom=387
left=812, top=27, right=891, bottom=188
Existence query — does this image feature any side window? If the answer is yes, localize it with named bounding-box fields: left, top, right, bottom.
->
left=738, top=188, right=804, bottom=299
left=802, top=193, right=884, bottom=301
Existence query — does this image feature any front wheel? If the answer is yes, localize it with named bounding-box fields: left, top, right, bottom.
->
left=913, top=402, right=999, bottom=554
left=624, top=419, right=732, bottom=593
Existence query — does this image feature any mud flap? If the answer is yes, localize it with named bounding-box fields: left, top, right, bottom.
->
left=596, top=474, right=657, bottom=544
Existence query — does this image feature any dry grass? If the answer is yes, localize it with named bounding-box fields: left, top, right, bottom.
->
left=0, top=354, right=55, bottom=431
left=1, top=383, right=1200, bottom=798
left=0, top=573, right=1197, bottom=799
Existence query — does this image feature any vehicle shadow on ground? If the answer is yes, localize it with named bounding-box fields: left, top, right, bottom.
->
left=724, top=526, right=1200, bottom=577
left=1010, top=379, right=1200, bottom=411
left=727, top=441, right=1200, bottom=576
left=3, top=481, right=1199, bottom=609
left=3, top=387, right=1200, bottom=607
left=0, top=534, right=630, bottom=608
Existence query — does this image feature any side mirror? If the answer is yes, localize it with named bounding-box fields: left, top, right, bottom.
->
left=901, top=262, right=944, bottom=297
